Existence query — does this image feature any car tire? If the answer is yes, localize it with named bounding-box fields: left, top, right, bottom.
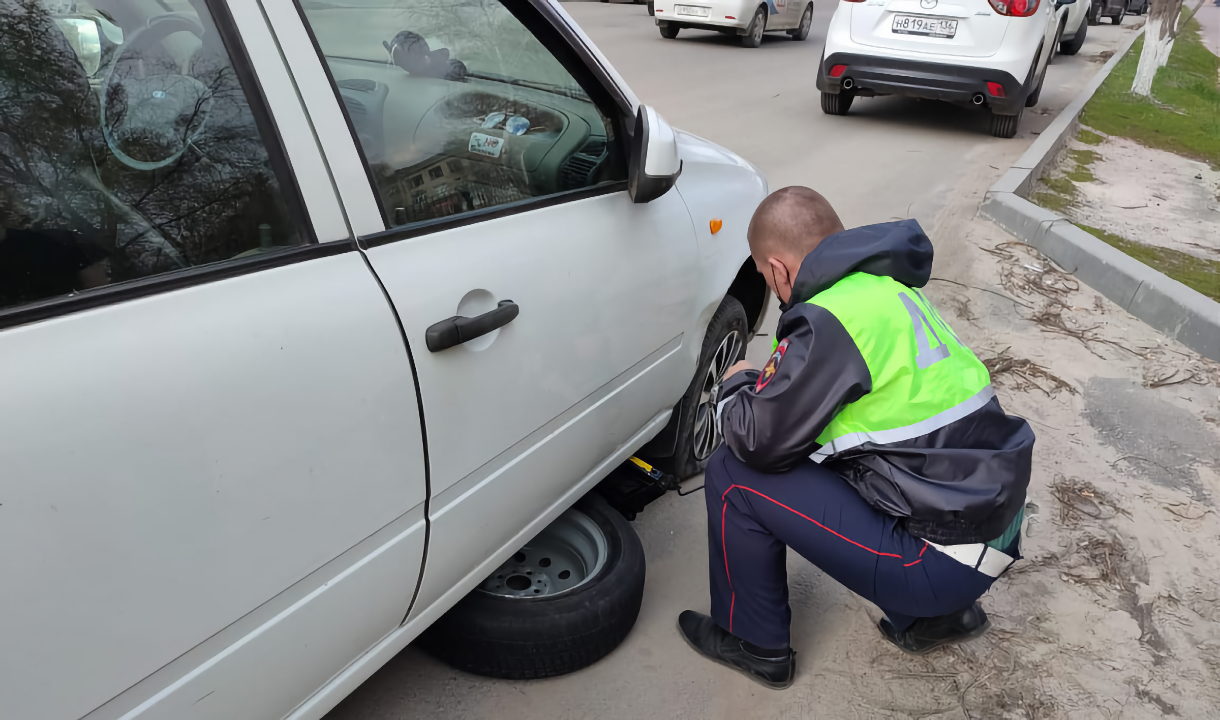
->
left=1060, top=14, right=1087, bottom=55
left=788, top=5, right=813, bottom=40
left=821, top=90, right=854, bottom=115
left=742, top=7, right=766, bottom=47
left=660, top=23, right=680, bottom=38
left=648, top=0, right=655, bottom=14
left=654, top=295, right=749, bottom=479
left=1110, top=4, right=1124, bottom=23
left=1025, top=47, right=1046, bottom=107
left=989, top=109, right=1022, bottom=139
left=1086, top=0, right=1100, bottom=24
left=419, top=493, right=646, bottom=679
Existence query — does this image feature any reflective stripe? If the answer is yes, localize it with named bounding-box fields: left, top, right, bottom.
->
left=715, top=395, right=733, bottom=436
left=926, top=541, right=1015, bottom=578
left=810, top=384, right=996, bottom=463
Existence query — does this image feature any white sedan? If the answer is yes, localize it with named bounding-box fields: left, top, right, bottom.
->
left=0, top=0, right=770, bottom=718
left=655, top=0, right=816, bottom=47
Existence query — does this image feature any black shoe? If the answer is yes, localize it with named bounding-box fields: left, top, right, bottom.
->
left=677, top=610, right=795, bottom=689
left=879, top=602, right=991, bottom=655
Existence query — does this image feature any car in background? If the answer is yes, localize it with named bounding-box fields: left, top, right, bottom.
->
left=1058, top=0, right=1092, bottom=55
left=1088, top=0, right=1126, bottom=24
left=654, top=0, right=816, bottom=47
left=1126, top=0, right=1147, bottom=14
left=816, top=0, right=1076, bottom=137
left=0, top=0, right=771, bottom=718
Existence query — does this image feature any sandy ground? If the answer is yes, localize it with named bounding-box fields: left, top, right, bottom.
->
left=1050, top=134, right=1220, bottom=261
left=324, top=8, right=1220, bottom=720
left=1197, top=1, right=1220, bottom=59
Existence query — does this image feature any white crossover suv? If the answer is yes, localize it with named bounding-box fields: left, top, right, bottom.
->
left=655, top=0, right=817, bottom=47
left=816, top=0, right=1076, bottom=136
left=0, top=0, right=770, bottom=718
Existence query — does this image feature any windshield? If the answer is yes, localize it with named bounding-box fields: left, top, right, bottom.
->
left=300, top=0, right=582, bottom=89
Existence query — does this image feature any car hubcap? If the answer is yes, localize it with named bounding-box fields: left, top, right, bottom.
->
left=754, top=16, right=764, bottom=40
left=802, top=10, right=811, bottom=32
left=477, top=507, right=608, bottom=599
left=692, top=330, right=744, bottom=461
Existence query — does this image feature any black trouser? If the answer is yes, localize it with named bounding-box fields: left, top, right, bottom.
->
left=704, top=447, right=1005, bottom=650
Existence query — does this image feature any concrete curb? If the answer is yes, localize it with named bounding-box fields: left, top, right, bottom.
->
left=980, top=27, right=1220, bottom=363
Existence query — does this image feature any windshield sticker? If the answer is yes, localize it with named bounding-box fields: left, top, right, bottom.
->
left=469, top=132, right=504, bottom=158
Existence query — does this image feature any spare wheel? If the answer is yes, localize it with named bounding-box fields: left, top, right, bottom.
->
left=419, top=492, right=646, bottom=678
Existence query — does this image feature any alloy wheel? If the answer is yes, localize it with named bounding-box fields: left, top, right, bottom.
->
left=691, top=330, right=744, bottom=460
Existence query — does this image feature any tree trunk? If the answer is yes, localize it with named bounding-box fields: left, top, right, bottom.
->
left=1131, top=0, right=1182, bottom=95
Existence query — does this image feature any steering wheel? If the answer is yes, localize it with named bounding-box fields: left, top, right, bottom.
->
left=100, top=13, right=213, bottom=171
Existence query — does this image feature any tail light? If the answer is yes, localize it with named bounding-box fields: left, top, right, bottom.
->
left=986, top=82, right=1005, bottom=97
left=988, top=0, right=1040, bottom=16
left=842, top=0, right=866, bottom=3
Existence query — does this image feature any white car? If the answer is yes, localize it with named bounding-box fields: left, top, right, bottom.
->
left=1058, top=0, right=1091, bottom=55
left=815, top=0, right=1076, bottom=136
left=0, top=1, right=770, bottom=718
left=655, top=0, right=816, bottom=47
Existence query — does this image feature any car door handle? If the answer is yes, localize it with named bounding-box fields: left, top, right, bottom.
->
left=425, top=300, right=519, bottom=352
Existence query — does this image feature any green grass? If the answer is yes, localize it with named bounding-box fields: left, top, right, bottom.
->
left=1042, top=176, right=1078, bottom=196
left=1065, top=167, right=1095, bottom=183
left=1079, top=18, right=1220, bottom=168
left=1032, top=190, right=1073, bottom=213
left=1077, top=128, right=1105, bottom=145
left=1078, top=224, right=1220, bottom=301
left=1067, top=149, right=1099, bottom=166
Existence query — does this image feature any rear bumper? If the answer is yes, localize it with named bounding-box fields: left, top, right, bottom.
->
left=816, top=52, right=1026, bottom=115
left=656, top=16, right=750, bottom=31
left=654, top=0, right=755, bottom=30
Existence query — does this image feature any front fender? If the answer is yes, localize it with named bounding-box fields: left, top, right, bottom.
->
left=673, top=130, right=768, bottom=369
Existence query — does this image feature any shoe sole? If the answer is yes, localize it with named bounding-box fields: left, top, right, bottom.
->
left=676, top=618, right=795, bottom=690
left=884, top=618, right=993, bottom=656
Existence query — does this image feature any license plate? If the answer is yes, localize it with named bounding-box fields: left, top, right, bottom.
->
left=675, top=4, right=710, bottom=16
left=891, top=14, right=958, bottom=38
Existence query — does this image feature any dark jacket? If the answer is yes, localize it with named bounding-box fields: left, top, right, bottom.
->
left=718, top=220, right=1034, bottom=544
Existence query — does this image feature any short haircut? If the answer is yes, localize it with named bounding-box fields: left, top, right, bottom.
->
left=747, top=186, right=845, bottom=260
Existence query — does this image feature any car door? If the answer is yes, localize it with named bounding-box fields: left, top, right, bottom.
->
left=0, top=3, right=427, bottom=719
left=275, top=0, right=700, bottom=623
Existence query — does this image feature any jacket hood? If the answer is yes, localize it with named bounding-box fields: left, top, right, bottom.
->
left=785, top=219, right=934, bottom=309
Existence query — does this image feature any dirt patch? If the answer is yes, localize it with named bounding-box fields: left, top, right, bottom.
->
left=1083, top=376, right=1220, bottom=503
left=1067, top=135, right=1220, bottom=262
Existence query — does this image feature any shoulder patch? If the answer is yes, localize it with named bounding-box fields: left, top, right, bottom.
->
left=756, top=338, right=789, bottom=392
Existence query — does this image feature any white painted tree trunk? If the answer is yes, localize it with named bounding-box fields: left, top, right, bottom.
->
left=1159, top=37, right=1175, bottom=66
left=1131, top=0, right=1181, bottom=95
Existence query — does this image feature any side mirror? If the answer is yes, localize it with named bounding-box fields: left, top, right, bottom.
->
left=627, top=105, right=682, bottom=204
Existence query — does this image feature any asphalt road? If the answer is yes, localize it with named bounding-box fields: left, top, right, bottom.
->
left=324, top=6, right=1142, bottom=719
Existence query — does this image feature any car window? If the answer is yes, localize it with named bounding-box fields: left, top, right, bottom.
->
left=299, top=0, right=627, bottom=228
left=0, top=0, right=302, bottom=313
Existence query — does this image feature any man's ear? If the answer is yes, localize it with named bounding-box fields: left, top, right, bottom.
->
left=767, top=256, right=792, bottom=302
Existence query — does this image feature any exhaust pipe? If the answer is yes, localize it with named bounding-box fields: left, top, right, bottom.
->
left=972, top=93, right=985, bottom=105
left=842, top=77, right=854, bottom=90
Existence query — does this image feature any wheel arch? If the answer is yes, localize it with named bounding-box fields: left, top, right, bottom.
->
left=727, top=259, right=770, bottom=336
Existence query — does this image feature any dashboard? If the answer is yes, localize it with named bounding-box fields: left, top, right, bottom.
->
left=325, top=57, right=617, bottom=226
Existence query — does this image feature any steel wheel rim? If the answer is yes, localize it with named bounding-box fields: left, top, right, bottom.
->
left=692, top=330, right=743, bottom=461
left=477, top=507, right=608, bottom=599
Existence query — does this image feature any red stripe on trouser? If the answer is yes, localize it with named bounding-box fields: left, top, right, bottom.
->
left=720, top=484, right=929, bottom=633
